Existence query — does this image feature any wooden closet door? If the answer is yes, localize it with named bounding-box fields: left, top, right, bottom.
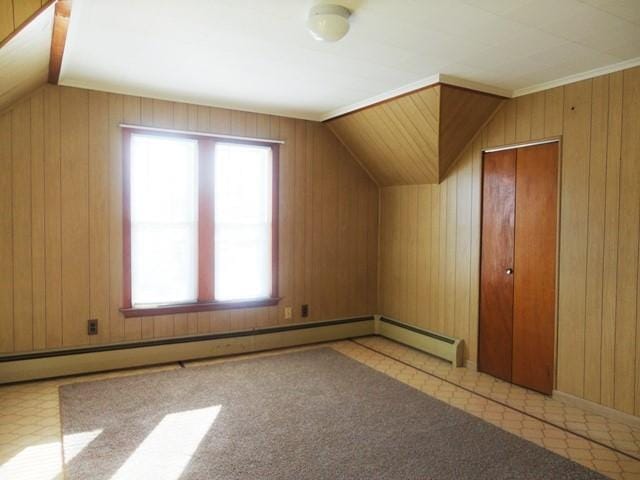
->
left=479, top=149, right=516, bottom=382
left=512, top=143, right=558, bottom=395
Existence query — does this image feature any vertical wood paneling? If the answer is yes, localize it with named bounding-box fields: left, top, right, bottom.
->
left=430, top=186, right=440, bottom=332
left=60, top=88, right=90, bottom=347
left=88, top=91, right=110, bottom=345
left=43, top=86, right=62, bottom=348
left=556, top=79, right=592, bottom=397
left=378, top=67, right=640, bottom=417
left=293, top=120, right=307, bottom=320
left=468, top=136, right=482, bottom=363
left=0, top=113, right=13, bottom=352
left=366, top=182, right=378, bottom=313
left=503, top=100, right=517, bottom=145
left=406, top=187, right=418, bottom=326
left=416, top=185, right=431, bottom=329
left=487, top=107, right=505, bottom=147
left=583, top=76, right=609, bottom=403
left=544, top=87, right=564, bottom=137
left=108, top=94, right=124, bottom=341
left=454, top=151, right=472, bottom=348
left=0, top=84, right=378, bottom=356
left=30, top=91, right=46, bottom=349
left=515, top=95, right=532, bottom=142
left=12, top=100, right=33, bottom=352
left=601, top=72, right=624, bottom=407
left=622, top=68, right=640, bottom=416
left=530, top=91, right=546, bottom=140
left=616, top=68, right=640, bottom=414
left=445, top=173, right=457, bottom=337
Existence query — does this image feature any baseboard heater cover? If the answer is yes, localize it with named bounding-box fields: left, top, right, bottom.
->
left=0, top=316, right=375, bottom=384
left=376, top=316, right=464, bottom=367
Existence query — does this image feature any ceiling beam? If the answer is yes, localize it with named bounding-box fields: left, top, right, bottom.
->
left=48, top=0, right=72, bottom=84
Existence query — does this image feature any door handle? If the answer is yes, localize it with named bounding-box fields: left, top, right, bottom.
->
left=506, top=268, right=514, bottom=275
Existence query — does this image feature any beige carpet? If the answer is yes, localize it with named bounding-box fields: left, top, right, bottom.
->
left=60, top=348, right=605, bottom=479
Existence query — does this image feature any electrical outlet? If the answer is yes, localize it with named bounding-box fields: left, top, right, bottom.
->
left=284, top=307, right=292, bottom=320
left=88, top=319, right=98, bottom=335
left=301, top=304, right=309, bottom=318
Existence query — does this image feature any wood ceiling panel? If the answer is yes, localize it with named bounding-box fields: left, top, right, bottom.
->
left=0, top=4, right=53, bottom=112
left=326, top=84, right=504, bottom=185
left=0, top=0, right=53, bottom=47
left=439, top=85, right=504, bottom=178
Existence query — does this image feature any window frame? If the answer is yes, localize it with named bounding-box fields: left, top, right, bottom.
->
left=120, top=127, right=280, bottom=318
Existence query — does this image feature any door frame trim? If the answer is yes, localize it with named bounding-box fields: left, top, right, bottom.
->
left=478, top=137, right=563, bottom=393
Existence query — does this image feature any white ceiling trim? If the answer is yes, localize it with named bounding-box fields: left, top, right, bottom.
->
left=60, top=55, right=640, bottom=123
left=512, top=56, right=640, bottom=97
left=437, top=75, right=512, bottom=98
left=321, top=57, right=640, bottom=121
left=318, top=73, right=440, bottom=121
left=318, top=73, right=511, bottom=121
left=59, top=78, right=322, bottom=122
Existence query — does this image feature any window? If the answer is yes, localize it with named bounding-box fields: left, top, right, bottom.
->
left=121, top=129, right=279, bottom=317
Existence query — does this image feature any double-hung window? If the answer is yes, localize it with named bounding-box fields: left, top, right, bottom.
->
left=121, top=128, right=279, bottom=317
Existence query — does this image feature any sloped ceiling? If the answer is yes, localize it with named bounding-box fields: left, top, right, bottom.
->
left=0, top=4, right=54, bottom=112
left=326, top=84, right=503, bottom=185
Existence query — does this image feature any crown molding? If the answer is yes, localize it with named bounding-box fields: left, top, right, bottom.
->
left=60, top=58, right=640, bottom=123
left=320, top=58, right=640, bottom=121
left=512, top=56, right=640, bottom=97
left=319, top=74, right=440, bottom=121
left=437, top=74, right=511, bottom=98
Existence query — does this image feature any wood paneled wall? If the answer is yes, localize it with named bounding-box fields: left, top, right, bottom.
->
left=379, top=66, right=640, bottom=416
left=0, top=84, right=378, bottom=354
left=0, top=0, right=50, bottom=45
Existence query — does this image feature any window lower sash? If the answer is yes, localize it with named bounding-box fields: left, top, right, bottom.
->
left=119, top=297, right=281, bottom=318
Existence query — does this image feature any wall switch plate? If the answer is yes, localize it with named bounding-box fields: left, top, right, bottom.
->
left=284, top=307, right=292, bottom=320
left=301, top=304, right=309, bottom=317
left=88, top=319, right=98, bottom=335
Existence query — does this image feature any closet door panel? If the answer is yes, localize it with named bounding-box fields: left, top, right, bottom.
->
left=512, top=142, right=558, bottom=394
left=479, top=149, right=516, bottom=382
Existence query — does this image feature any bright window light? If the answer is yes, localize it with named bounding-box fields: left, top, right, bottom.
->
left=0, top=429, right=101, bottom=480
left=130, top=134, right=199, bottom=306
left=214, top=143, right=272, bottom=301
left=111, top=406, right=221, bottom=480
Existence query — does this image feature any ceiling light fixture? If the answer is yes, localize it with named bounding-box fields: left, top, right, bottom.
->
left=307, top=4, right=351, bottom=42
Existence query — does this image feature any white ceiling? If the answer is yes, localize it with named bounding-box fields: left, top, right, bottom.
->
left=59, top=0, right=640, bottom=121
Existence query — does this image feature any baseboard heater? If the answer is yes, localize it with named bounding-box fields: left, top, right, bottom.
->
left=0, top=314, right=465, bottom=384
left=375, top=316, right=464, bottom=367
left=0, top=316, right=375, bottom=384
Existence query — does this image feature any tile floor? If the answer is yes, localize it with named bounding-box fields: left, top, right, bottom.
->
left=1, top=337, right=639, bottom=479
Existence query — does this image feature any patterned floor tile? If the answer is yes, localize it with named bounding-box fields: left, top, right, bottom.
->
left=0, top=338, right=639, bottom=479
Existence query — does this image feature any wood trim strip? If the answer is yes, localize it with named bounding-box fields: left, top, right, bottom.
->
left=198, top=139, right=215, bottom=301
left=48, top=0, right=72, bottom=84
left=324, top=82, right=508, bottom=123
left=0, top=0, right=56, bottom=50
left=121, top=128, right=132, bottom=308
left=325, top=83, right=443, bottom=122
left=271, top=144, right=280, bottom=298
left=120, top=297, right=281, bottom=318
left=120, top=124, right=285, bottom=144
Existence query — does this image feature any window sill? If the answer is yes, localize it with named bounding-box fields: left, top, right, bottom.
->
left=120, top=297, right=281, bottom=318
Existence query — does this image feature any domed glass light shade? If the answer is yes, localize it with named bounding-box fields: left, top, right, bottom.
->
left=307, top=4, right=351, bottom=42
